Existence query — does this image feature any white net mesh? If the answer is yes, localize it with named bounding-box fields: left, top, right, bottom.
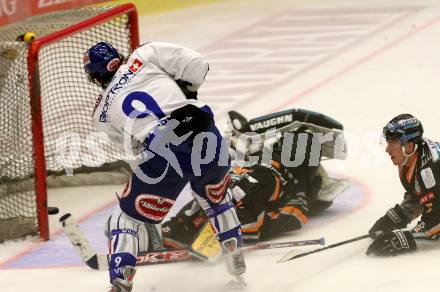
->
left=0, top=6, right=134, bottom=241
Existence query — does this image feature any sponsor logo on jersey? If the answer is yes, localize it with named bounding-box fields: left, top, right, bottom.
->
left=107, top=58, right=120, bottom=72
left=129, top=58, right=144, bottom=74
left=99, top=93, right=111, bottom=122
left=249, top=114, right=293, bottom=131
left=135, top=194, right=175, bottom=222
left=421, top=167, right=436, bottom=189
left=205, top=175, right=232, bottom=204
left=99, top=71, right=134, bottom=122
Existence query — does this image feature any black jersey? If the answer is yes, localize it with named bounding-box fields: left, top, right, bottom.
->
left=399, top=138, right=440, bottom=236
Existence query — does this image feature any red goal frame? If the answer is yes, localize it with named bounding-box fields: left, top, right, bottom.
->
left=27, top=4, right=139, bottom=241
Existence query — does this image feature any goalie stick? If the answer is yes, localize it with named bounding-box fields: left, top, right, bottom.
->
left=60, top=213, right=324, bottom=270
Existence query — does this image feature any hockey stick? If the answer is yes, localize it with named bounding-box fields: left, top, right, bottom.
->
left=142, top=238, right=325, bottom=267
left=60, top=213, right=109, bottom=270
left=278, top=233, right=371, bottom=263
left=278, top=231, right=437, bottom=263
left=60, top=213, right=208, bottom=270
left=60, top=213, right=324, bottom=270
left=243, top=237, right=325, bottom=252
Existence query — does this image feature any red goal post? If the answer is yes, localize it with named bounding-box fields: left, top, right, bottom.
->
left=0, top=4, right=139, bottom=241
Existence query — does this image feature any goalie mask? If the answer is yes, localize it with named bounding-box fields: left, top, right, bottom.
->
left=83, top=42, right=122, bottom=88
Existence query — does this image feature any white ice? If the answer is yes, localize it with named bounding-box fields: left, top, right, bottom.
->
left=1, top=0, right=440, bottom=291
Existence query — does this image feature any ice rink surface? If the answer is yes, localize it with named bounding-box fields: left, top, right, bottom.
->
left=1, top=0, right=440, bottom=291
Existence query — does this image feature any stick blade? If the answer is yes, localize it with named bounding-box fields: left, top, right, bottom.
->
left=60, top=213, right=109, bottom=270
left=277, top=249, right=303, bottom=263
left=85, top=254, right=109, bottom=270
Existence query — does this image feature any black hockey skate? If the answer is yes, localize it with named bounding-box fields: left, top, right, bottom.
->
left=109, top=266, right=136, bottom=292
left=222, top=238, right=246, bottom=276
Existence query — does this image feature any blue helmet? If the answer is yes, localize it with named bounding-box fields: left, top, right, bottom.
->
left=83, top=42, right=122, bottom=87
left=383, top=114, right=423, bottom=144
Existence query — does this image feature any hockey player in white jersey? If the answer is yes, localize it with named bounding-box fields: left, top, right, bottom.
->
left=83, top=42, right=245, bottom=291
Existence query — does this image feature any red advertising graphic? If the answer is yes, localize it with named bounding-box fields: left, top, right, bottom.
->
left=0, top=0, right=108, bottom=26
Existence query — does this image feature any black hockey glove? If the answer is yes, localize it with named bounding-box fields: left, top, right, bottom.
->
left=366, top=230, right=416, bottom=257
left=176, top=80, right=198, bottom=100
left=170, top=104, right=212, bottom=138
left=369, top=204, right=409, bottom=238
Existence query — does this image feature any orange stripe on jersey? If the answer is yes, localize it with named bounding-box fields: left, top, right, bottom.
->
left=269, top=174, right=281, bottom=201
left=267, top=211, right=280, bottom=220
left=280, top=206, right=309, bottom=225
left=271, top=160, right=281, bottom=169
left=241, top=212, right=265, bottom=233
left=405, top=153, right=418, bottom=183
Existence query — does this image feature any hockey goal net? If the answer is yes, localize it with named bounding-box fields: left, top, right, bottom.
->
left=0, top=4, right=139, bottom=242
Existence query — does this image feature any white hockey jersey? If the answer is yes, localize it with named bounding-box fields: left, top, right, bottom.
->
left=92, top=42, right=209, bottom=152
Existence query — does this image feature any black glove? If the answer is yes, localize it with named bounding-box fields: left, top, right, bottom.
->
left=161, top=200, right=206, bottom=248
left=366, top=230, right=417, bottom=257
left=369, top=204, right=409, bottom=237
left=176, top=80, right=198, bottom=100
left=170, top=104, right=212, bottom=138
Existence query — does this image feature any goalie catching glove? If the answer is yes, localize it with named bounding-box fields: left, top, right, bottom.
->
left=366, top=230, right=417, bottom=257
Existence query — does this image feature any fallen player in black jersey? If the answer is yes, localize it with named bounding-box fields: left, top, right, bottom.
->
left=160, top=108, right=350, bottom=251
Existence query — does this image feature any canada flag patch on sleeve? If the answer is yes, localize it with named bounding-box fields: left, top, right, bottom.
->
left=129, top=58, right=144, bottom=74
